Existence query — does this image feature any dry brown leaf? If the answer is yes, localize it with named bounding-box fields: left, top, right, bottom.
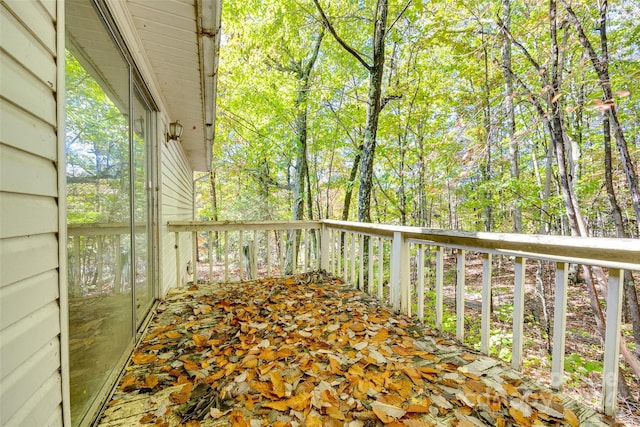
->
left=193, top=334, right=208, bottom=347
left=183, top=421, right=201, bottom=427
left=564, top=408, right=580, bottom=427
left=405, top=404, right=430, bottom=413
left=508, top=407, right=532, bottom=427
left=139, top=413, right=155, bottom=424
left=229, top=410, right=249, bottom=427
left=263, top=400, right=289, bottom=411
left=132, top=352, right=157, bottom=365
left=305, top=412, right=324, bottom=427
left=170, top=383, right=193, bottom=404
left=165, top=331, right=182, bottom=339
left=143, top=374, right=158, bottom=389
left=270, top=371, right=286, bottom=398
left=372, top=400, right=407, bottom=424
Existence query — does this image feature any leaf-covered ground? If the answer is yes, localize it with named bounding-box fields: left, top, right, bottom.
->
left=99, top=272, right=617, bottom=426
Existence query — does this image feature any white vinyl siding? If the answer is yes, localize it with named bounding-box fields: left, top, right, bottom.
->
left=160, top=138, right=194, bottom=294
left=0, top=0, right=63, bottom=426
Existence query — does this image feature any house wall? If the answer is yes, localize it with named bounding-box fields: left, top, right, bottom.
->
left=0, top=0, right=66, bottom=426
left=160, top=133, right=194, bottom=295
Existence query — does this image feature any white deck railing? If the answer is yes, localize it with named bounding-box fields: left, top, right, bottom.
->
left=167, top=219, right=639, bottom=417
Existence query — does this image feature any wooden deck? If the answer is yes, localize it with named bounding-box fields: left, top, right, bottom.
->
left=98, top=273, right=616, bottom=426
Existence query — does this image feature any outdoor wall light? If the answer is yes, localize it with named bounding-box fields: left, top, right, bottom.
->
left=166, top=120, right=183, bottom=144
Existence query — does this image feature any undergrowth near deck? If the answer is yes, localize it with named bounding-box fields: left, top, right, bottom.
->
left=99, top=272, right=616, bottom=426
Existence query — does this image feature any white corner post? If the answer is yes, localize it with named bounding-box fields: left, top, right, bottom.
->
left=435, top=247, right=444, bottom=330
left=512, top=257, right=526, bottom=371
left=551, top=262, right=568, bottom=389
left=602, top=269, right=624, bottom=417
left=320, top=223, right=330, bottom=272
left=456, top=249, right=466, bottom=342
left=480, top=252, right=492, bottom=355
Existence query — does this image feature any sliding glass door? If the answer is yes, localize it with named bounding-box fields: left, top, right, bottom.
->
left=65, top=1, right=156, bottom=425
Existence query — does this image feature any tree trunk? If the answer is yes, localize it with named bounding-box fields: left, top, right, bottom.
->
left=285, top=29, right=324, bottom=275
left=501, top=0, right=521, bottom=233
left=562, top=0, right=640, bottom=235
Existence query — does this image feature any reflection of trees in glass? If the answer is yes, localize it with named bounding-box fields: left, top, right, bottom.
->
left=65, top=50, right=130, bottom=224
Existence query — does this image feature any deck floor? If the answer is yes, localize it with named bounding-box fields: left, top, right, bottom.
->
left=98, top=272, right=616, bottom=426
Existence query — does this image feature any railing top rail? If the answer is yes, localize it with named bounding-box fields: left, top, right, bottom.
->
left=322, top=219, right=640, bottom=270
left=167, top=220, right=321, bottom=232
left=67, top=222, right=145, bottom=236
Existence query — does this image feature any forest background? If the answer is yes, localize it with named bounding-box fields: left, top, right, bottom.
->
left=194, top=0, right=640, bottom=418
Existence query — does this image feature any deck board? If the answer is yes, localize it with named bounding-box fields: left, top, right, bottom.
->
left=98, top=272, right=616, bottom=426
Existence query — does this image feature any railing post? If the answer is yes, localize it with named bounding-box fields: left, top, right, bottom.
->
left=456, top=249, right=466, bottom=342
left=390, top=232, right=401, bottom=312
left=417, top=244, right=425, bottom=321
left=480, top=253, right=492, bottom=354
left=391, top=231, right=409, bottom=314
left=435, top=247, right=444, bottom=330
left=175, top=232, right=181, bottom=288
left=321, top=224, right=330, bottom=272
left=512, top=257, right=526, bottom=371
left=551, top=262, right=568, bottom=389
left=602, top=269, right=624, bottom=417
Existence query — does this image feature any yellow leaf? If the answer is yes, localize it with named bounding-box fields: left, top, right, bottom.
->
left=132, top=352, right=157, bottom=365
left=193, top=333, right=208, bottom=347
left=165, top=331, right=182, bottom=339
left=263, top=400, right=289, bottom=411
left=143, top=374, right=158, bottom=389
left=270, top=371, right=286, bottom=398
left=286, top=392, right=310, bottom=411
left=170, top=382, right=193, bottom=404
left=371, top=400, right=407, bottom=424
left=305, top=412, right=324, bottom=427
left=564, top=408, right=579, bottom=427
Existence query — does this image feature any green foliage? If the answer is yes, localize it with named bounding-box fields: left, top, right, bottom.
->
left=204, top=0, right=640, bottom=236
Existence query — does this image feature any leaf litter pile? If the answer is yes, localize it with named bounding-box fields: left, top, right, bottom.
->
left=100, top=272, right=612, bottom=427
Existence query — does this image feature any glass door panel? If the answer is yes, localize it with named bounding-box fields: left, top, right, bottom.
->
left=65, top=1, right=133, bottom=424
left=133, top=90, right=154, bottom=323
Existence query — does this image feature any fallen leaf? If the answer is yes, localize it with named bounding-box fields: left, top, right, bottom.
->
left=132, top=352, right=157, bottom=365
left=270, top=371, right=286, bottom=398
left=193, top=334, right=208, bottom=347
left=170, top=383, right=193, bottom=404
left=564, top=408, right=580, bottom=427
left=371, top=400, right=407, bottom=423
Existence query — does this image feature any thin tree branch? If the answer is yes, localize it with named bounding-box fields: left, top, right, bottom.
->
left=312, top=0, right=372, bottom=70
left=386, top=0, right=412, bottom=36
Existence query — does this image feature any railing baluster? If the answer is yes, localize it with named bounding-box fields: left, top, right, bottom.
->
left=280, top=232, right=286, bottom=275
left=435, top=247, right=444, bottom=330
left=266, top=230, right=271, bottom=277
left=343, top=232, right=348, bottom=282
left=252, top=230, right=258, bottom=279
left=238, top=230, right=243, bottom=281
left=224, top=230, right=229, bottom=282
left=368, top=237, right=373, bottom=295
left=512, top=257, right=526, bottom=371
left=359, top=235, right=364, bottom=290
left=175, top=232, right=181, bottom=288
left=291, top=230, right=297, bottom=275
left=73, top=236, right=81, bottom=294
left=114, top=235, right=121, bottom=293
left=551, top=262, right=568, bottom=389
left=304, top=229, right=309, bottom=272
left=208, top=232, right=213, bottom=283
left=350, top=233, right=357, bottom=287
left=481, top=253, right=492, bottom=355
left=192, top=231, right=198, bottom=285
left=417, top=244, right=425, bottom=322
left=602, top=268, right=624, bottom=417
left=456, top=249, right=466, bottom=341
left=377, top=237, right=384, bottom=301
